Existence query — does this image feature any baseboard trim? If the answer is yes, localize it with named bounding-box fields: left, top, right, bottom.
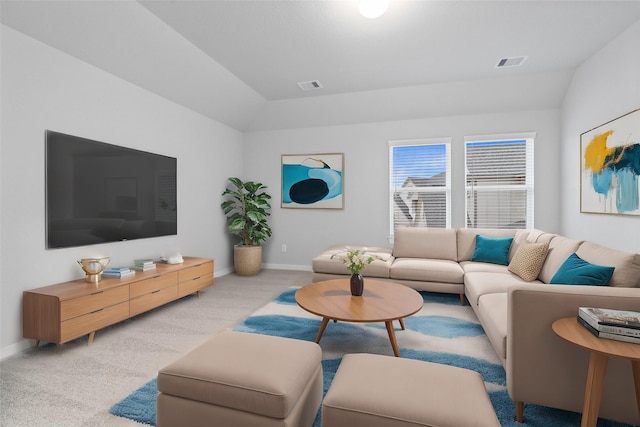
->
left=214, top=267, right=233, bottom=277
left=262, top=263, right=312, bottom=271
left=1, top=338, right=34, bottom=361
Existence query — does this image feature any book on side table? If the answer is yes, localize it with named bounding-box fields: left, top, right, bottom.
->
left=578, top=307, right=640, bottom=344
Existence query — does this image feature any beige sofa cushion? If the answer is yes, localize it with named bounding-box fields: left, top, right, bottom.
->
left=390, top=258, right=464, bottom=284
left=456, top=228, right=519, bottom=262
left=460, top=260, right=510, bottom=274
left=477, top=293, right=508, bottom=361
left=526, top=229, right=555, bottom=243
left=508, top=241, right=550, bottom=281
left=576, top=241, right=640, bottom=288
left=464, top=271, right=540, bottom=307
left=511, top=229, right=533, bottom=255
left=393, top=227, right=457, bottom=261
left=312, top=245, right=393, bottom=278
left=538, top=235, right=583, bottom=283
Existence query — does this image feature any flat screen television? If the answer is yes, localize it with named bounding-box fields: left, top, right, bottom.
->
left=46, top=130, right=177, bottom=249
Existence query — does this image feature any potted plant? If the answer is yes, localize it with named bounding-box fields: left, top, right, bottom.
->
left=221, top=177, right=272, bottom=276
left=331, top=247, right=381, bottom=296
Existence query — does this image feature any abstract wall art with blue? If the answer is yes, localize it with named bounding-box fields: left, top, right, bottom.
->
left=581, top=108, right=640, bottom=216
left=281, top=153, right=344, bottom=209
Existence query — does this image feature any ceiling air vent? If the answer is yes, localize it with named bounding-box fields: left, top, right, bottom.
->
left=496, top=56, right=528, bottom=68
left=297, top=80, right=323, bottom=91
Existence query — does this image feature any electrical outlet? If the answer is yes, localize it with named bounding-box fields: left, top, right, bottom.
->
left=281, top=244, right=287, bottom=252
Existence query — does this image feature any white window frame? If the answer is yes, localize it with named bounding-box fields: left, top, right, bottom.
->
left=464, top=132, right=536, bottom=229
left=389, top=138, right=452, bottom=236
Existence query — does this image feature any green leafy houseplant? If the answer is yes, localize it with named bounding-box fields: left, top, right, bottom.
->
left=220, top=177, right=272, bottom=246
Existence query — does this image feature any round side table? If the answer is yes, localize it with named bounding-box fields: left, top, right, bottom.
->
left=552, top=317, right=640, bottom=427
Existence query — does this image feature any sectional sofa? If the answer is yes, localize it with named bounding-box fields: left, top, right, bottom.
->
left=311, top=227, right=640, bottom=425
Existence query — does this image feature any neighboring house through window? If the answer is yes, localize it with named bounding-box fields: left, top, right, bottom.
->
left=389, top=138, right=451, bottom=235
left=464, top=133, right=536, bottom=229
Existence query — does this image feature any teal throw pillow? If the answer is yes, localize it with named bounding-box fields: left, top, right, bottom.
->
left=549, top=253, right=614, bottom=286
left=472, top=235, right=513, bottom=266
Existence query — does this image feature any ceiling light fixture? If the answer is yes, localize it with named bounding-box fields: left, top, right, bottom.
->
left=358, top=0, right=388, bottom=19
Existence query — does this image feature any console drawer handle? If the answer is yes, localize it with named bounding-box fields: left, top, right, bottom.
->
left=90, top=291, right=104, bottom=296
left=151, top=290, right=161, bottom=294
left=192, top=276, right=201, bottom=281
left=90, top=308, right=104, bottom=314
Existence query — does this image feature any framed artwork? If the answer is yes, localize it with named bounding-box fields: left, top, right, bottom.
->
left=281, top=153, right=344, bottom=209
left=581, top=108, right=640, bottom=216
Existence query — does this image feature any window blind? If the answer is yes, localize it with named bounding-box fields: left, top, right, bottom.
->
left=464, top=135, right=535, bottom=229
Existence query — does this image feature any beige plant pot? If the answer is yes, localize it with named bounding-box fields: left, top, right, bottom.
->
left=234, top=245, right=262, bottom=276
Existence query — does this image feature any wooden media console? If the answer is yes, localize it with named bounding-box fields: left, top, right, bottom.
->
left=23, top=256, right=214, bottom=347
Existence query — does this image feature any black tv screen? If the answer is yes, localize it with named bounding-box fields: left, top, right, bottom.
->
left=46, top=130, right=177, bottom=249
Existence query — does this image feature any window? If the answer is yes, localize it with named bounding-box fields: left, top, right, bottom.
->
left=389, top=138, right=451, bottom=234
left=464, top=133, right=535, bottom=229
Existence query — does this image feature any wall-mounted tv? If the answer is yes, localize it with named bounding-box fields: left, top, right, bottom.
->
left=46, top=130, right=177, bottom=249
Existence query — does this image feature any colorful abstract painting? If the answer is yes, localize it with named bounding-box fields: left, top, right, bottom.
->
left=581, top=109, right=640, bottom=216
left=281, top=153, right=343, bottom=209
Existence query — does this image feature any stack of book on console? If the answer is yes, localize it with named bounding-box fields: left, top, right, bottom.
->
left=578, top=307, right=640, bottom=344
left=133, top=259, right=156, bottom=272
left=102, top=266, right=136, bottom=279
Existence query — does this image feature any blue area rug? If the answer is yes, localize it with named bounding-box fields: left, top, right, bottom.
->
left=111, top=287, right=631, bottom=426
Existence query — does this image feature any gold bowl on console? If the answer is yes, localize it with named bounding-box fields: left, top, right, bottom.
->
left=77, top=257, right=110, bottom=283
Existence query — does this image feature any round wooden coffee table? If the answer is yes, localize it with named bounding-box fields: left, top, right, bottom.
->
left=295, top=279, right=423, bottom=357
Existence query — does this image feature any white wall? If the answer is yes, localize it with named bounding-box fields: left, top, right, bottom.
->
left=0, top=26, right=242, bottom=357
left=561, top=19, right=640, bottom=253
left=245, top=109, right=561, bottom=268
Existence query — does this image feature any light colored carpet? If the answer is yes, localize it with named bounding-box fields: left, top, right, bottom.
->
left=111, top=286, right=631, bottom=427
left=0, top=269, right=310, bottom=426
left=113, top=287, right=503, bottom=426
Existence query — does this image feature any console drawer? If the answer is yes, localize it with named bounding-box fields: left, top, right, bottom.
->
left=130, top=272, right=177, bottom=299
left=60, top=285, right=129, bottom=321
left=130, top=285, right=178, bottom=317
left=60, top=301, right=129, bottom=343
left=178, top=273, right=214, bottom=297
left=178, top=261, right=213, bottom=282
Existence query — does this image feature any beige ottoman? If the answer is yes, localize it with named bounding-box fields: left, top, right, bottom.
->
left=322, top=353, right=500, bottom=427
left=157, top=331, right=323, bottom=427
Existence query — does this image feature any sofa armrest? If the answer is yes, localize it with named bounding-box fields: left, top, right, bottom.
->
left=507, top=284, right=640, bottom=425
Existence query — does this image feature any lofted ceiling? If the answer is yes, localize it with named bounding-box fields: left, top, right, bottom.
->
left=3, top=0, right=640, bottom=130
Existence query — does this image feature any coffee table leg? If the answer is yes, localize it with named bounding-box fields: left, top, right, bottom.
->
left=399, top=318, right=406, bottom=330
left=385, top=321, right=401, bottom=357
left=315, top=317, right=330, bottom=343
